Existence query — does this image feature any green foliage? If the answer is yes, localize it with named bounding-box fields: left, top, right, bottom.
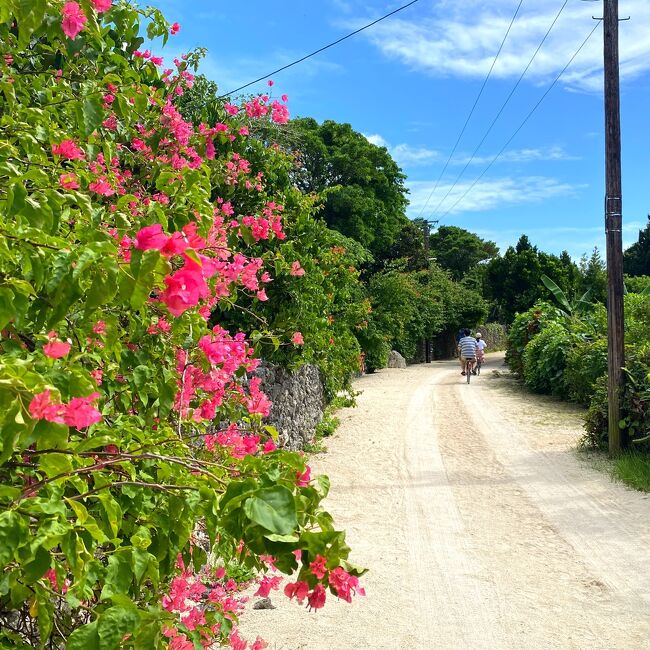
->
left=361, top=263, right=487, bottom=366
left=612, top=452, right=650, bottom=492
left=0, top=3, right=363, bottom=647
left=565, top=337, right=608, bottom=405
left=624, top=274, right=650, bottom=294
left=429, top=225, right=498, bottom=280
left=483, top=236, right=604, bottom=323
left=279, top=118, right=409, bottom=259
left=522, top=321, right=574, bottom=396
left=624, top=216, right=650, bottom=276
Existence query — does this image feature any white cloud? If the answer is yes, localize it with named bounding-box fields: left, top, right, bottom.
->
left=362, top=133, right=575, bottom=169
left=363, top=133, right=389, bottom=148
left=406, top=175, right=582, bottom=217
left=358, top=0, right=650, bottom=92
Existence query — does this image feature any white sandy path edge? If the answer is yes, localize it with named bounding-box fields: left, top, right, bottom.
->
left=239, top=354, right=650, bottom=650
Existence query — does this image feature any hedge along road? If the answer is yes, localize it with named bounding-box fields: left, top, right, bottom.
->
left=240, top=352, right=650, bottom=649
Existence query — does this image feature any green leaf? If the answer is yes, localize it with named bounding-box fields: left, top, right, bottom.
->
left=78, top=95, right=105, bottom=137
left=97, top=492, right=121, bottom=539
left=16, top=0, right=46, bottom=49
left=23, top=545, right=51, bottom=583
left=67, top=620, right=100, bottom=650
left=0, top=511, right=28, bottom=567
left=244, top=486, right=298, bottom=535
left=0, top=287, right=15, bottom=330
left=100, top=550, right=132, bottom=599
left=97, top=606, right=139, bottom=650
left=39, top=452, right=73, bottom=478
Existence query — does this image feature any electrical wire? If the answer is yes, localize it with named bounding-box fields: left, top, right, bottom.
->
left=415, top=0, right=525, bottom=221
left=439, top=19, right=602, bottom=219
left=218, top=0, right=421, bottom=98
left=430, top=0, right=571, bottom=219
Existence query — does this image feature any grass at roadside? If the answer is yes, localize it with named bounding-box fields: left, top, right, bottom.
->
left=303, top=394, right=355, bottom=453
left=612, top=452, right=650, bottom=492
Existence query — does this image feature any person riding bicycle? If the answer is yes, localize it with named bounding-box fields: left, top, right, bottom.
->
left=474, top=332, right=487, bottom=374
left=457, top=328, right=477, bottom=376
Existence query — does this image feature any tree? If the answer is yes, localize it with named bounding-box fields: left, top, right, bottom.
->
left=385, top=219, right=429, bottom=271
left=624, top=216, right=650, bottom=276
left=579, top=247, right=607, bottom=304
left=484, top=235, right=581, bottom=323
left=429, top=225, right=498, bottom=280
left=283, top=118, right=409, bottom=258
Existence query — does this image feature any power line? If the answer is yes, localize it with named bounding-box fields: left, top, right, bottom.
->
left=218, top=0, right=421, bottom=98
left=439, top=19, right=601, bottom=219
left=430, top=0, right=570, bottom=219
left=415, top=0, right=526, bottom=221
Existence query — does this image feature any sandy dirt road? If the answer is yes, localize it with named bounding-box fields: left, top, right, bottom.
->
left=240, top=354, right=650, bottom=649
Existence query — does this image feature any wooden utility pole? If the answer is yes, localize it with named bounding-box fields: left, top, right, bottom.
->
left=423, top=220, right=432, bottom=363
left=603, top=0, right=625, bottom=455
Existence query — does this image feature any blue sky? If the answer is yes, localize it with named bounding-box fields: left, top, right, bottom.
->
left=148, top=0, right=650, bottom=261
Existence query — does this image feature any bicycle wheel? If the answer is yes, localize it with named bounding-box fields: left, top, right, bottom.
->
left=476, top=359, right=481, bottom=376
left=466, top=361, right=471, bottom=384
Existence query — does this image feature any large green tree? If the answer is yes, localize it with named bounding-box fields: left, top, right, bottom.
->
left=286, top=118, right=409, bottom=258
left=429, top=225, right=498, bottom=280
left=484, top=235, right=581, bottom=323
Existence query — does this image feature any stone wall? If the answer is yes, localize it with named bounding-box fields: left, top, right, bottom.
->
left=254, top=362, right=325, bottom=451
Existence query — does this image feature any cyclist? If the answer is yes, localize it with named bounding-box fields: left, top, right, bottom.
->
left=457, top=328, right=477, bottom=376
left=474, top=332, right=487, bottom=374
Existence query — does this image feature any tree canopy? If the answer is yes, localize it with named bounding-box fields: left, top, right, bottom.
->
left=286, top=118, right=409, bottom=258
left=429, top=225, right=498, bottom=280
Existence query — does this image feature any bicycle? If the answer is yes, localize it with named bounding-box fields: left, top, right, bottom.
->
left=474, top=355, right=483, bottom=376
left=463, top=357, right=475, bottom=384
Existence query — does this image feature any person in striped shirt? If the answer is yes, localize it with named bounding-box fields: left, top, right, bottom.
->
left=457, top=328, right=478, bottom=376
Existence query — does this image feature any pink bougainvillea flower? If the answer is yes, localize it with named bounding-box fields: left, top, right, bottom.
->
left=63, top=393, right=102, bottom=428
left=135, top=224, right=169, bottom=251
left=290, top=261, right=305, bottom=277
left=267, top=79, right=274, bottom=87
left=61, top=2, right=87, bottom=39
left=59, top=173, right=79, bottom=190
left=91, top=0, right=112, bottom=12
left=160, top=231, right=189, bottom=256
left=307, top=584, right=326, bottom=610
left=88, top=177, right=114, bottom=196
left=254, top=575, right=282, bottom=598
left=43, top=338, right=71, bottom=359
left=52, top=139, right=85, bottom=160
left=29, top=390, right=65, bottom=424
left=328, top=567, right=365, bottom=602
left=309, top=555, right=328, bottom=580
left=284, top=580, right=309, bottom=604
left=92, top=320, right=106, bottom=335
left=170, top=22, right=181, bottom=35
left=160, top=267, right=209, bottom=317
left=281, top=94, right=288, bottom=102
left=291, top=331, right=304, bottom=345
left=251, top=639, right=268, bottom=650
left=256, top=289, right=268, bottom=302
left=296, top=465, right=311, bottom=487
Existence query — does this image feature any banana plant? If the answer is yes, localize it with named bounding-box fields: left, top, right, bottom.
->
left=540, top=274, right=593, bottom=316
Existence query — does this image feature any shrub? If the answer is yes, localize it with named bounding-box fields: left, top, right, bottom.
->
left=565, top=337, right=608, bottom=405
left=522, top=321, right=573, bottom=396
left=0, top=3, right=363, bottom=647
left=506, top=302, right=565, bottom=376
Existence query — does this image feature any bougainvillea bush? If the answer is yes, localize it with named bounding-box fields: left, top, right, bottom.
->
left=0, top=2, right=363, bottom=648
